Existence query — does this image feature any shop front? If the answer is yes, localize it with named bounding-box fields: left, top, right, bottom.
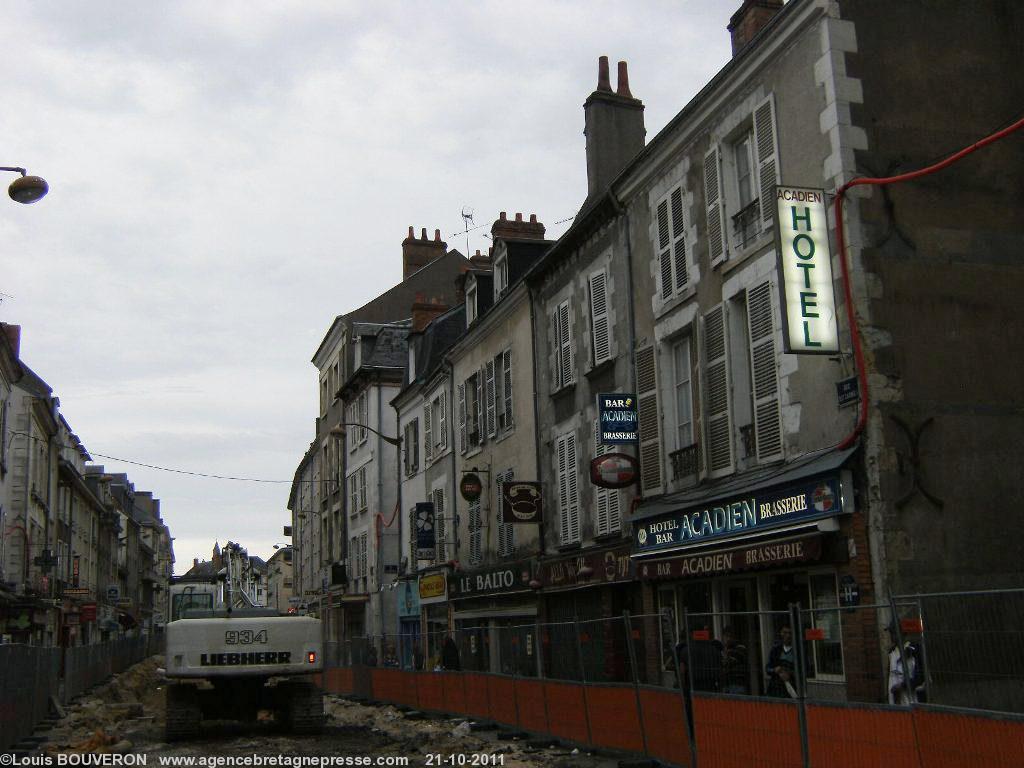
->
left=395, top=578, right=421, bottom=669
left=536, top=542, right=640, bottom=683
left=630, top=449, right=873, bottom=700
left=418, top=569, right=450, bottom=669
left=449, top=559, right=538, bottom=676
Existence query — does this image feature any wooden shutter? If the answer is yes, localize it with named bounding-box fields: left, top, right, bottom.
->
left=469, top=498, right=482, bottom=566
left=566, top=433, right=579, bottom=542
left=593, top=421, right=621, bottom=536
left=558, top=300, right=573, bottom=386
left=589, top=269, right=611, bottom=365
left=434, top=488, right=446, bottom=562
left=704, top=145, right=726, bottom=264
left=671, top=187, right=689, bottom=291
left=438, top=390, right=448, bottom=451
left=753, top=93, right=779, bottom=228
left=747, top=281, right=783, bottom=461
left=703, top=304, right=735, bottom=477
left=497, top=469, right=515, bottom=557
left=458, top=383, right=467, bottom=454
left=502, top=350, right=513, bottom=427
left=475, top=369, right=484, bottom=445
left=556, top=434, right=580, bottom=544
left=635, top=345, right=663, bottom=495
left=359, top=466, right=367, bottom=511
left=657, top=197, right=673, bottom=300
left=552, top=310, right=562, bottom=390
left=485, top=359, right=497, bottom=437
left=423, top=402, right=433, bottom=462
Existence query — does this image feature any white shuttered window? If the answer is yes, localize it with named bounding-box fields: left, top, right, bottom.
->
left=496, top=469, right=515, bottom=557
left=553, top=299, right=575, bottom=389
left=593, top=421, right=621, bottom=536
left=556, top=432, right=580, bottom=544
left=704, top=146, right=727, bottom=265
left=753, top=94, right=780, bottom=228
left=635, top=346, right=663, bottom=494
left=656, top=186, right=690, bottom=299
left=747, top=281, right=783, bottom=461
left=703, top=304, right=735, bottom=477
left=589, top=270, right=612, bottom=365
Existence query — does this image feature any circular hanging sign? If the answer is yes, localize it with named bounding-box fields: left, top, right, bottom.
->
left=460, top=472, right=483, bottom=501
left=589, top=453, right=639, bottom=489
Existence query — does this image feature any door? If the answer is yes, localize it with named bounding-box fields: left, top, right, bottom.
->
left=718, top=577, right=760, bottom=694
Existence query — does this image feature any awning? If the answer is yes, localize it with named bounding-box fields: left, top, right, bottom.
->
left=631, top=444, right=858, bottom=524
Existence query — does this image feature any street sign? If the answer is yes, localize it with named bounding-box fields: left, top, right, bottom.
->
left=836, top=377, right=859, bottom=407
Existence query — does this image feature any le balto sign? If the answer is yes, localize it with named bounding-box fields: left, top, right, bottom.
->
left=634, top=474, right=847, bottom=553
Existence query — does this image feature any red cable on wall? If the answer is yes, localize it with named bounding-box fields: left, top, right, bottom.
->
left=833, top=115, right=1024, bottom=450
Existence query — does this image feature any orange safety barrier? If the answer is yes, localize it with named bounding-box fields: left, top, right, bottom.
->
left=463, top=672, right=491, bottom=721
left=638, top=687, right=691, bottom=767
left=806, top=703, right=918, bottom=768
left=914, top=707, right=1024, bottom=768
left=370, top=668, right=404, bottom=706
left=693, top=695, right=802, bottom=768
left=486, top=676, right=517, bottom=727
left=416, top=671, right=445, bottom=713
left=514, top=679, right=548, bottom=734
left=543, top=680, right=590, bottom=744
left=441, top=673, right=468, bottom=716
left=585, top=684, right=645, bottom=753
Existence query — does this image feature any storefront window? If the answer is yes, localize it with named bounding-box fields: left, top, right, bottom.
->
left=808, top=572, right=843, bottom=677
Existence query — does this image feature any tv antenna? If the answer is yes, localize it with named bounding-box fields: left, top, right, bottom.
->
left=461, top=206, right=474, bottom=258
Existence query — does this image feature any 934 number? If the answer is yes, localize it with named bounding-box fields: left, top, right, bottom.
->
left=225, top=629, right=268, bottom=645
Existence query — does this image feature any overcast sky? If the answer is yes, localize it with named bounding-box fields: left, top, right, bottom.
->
left=0, top=1, right=733, bottom=573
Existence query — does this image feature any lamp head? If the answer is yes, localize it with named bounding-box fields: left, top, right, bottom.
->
left=9, top=174, right=48, bottom=204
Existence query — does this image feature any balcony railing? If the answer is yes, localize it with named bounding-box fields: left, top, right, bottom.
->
left=669, top=443, right=700, bottom=481
left=731, top=198, right=761, bottom=250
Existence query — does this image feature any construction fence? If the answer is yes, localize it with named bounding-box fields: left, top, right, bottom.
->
left=318, top=590, right=1024, bottom=767
left=0, top=635, right=157, bottom=752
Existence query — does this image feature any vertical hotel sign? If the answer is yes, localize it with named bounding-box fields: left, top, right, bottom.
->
left=774, top=186, right=839, bottom=354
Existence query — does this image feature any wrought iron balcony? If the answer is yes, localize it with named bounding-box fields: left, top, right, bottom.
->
left=669, top=443, right=700, bottom=481
left=731, top=198, right=761, bottom=250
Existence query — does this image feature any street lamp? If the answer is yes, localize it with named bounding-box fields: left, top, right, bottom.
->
left=328, top=424, right=401, bottom=447
left=2, top=167, right=48, bottom=204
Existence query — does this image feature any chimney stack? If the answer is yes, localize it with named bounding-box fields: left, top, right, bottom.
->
left=728, top=0, right=784, bottom=56
left=490, top=211, right=546, bottom=242
left=584, top=57, right=645, bottom=200
left=402, top=226, right=448, bottom=279
left=193, top=558, right=199, bottom=568
left=411, top=293, right=449, bottom=332
left=2, top=324, right=21, bottom=358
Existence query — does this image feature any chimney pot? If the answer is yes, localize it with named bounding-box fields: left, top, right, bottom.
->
left=2, top=324, right=21, bottom=358
left=500, top=211, right=507, bottom=220
left=728, top=0, right=784, bottom=56
left=420, top=227, right=428, bottom=240
left=529, top=214, right=537, bottom=223
left=194, top=558, right=198, bottom=568
left=515, top=212, right=523, bottom=222
left=597, top=55, right=612, bottom=92
left=616, top=61, right=633, bottom=98
left=408, top=226, right=415, bottom=239
left=434, top=228, right=441, bottom=241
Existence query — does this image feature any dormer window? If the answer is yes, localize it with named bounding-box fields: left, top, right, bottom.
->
left=494, top=252, right=509, bottom=300
left=466, top=280, right=478, bottom=325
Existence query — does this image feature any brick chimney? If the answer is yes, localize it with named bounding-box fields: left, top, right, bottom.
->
left=728, top=0, right=784, bottom=56
left=490, top=211, right=546, bottom=242
left=411, top=293, right=449, bottom=332
left=193, top=558, right=199, bottom=569
left=469, top=249, right=491, bottom=269
left=584, top=56, right=645, bottom=199
left=3, top=324, right=21, bottom=358
left=402, top=226, right=448, bottom=279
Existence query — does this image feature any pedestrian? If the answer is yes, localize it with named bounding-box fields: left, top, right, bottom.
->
left=719, top=626, right=749, bottom=695
left=765, top=624, right=798, bottom=698
left=441, top=634, right=461, bottom=671
left=886, top=624, right=917, bottom=706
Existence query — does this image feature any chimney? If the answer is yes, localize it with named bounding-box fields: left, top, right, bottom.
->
left=584, top=57, right=645, bottom=199
left=490, top=211, right=546, bottom=242
left=470, top=249, right=491, bottom=269
left=193, top=558, right=199, bottom=568
left=3, top=324, right=21, bottom=358
left=411, top=293, right=449, bottom=332
left=728, top=0, right=784, bottom=56
left=402, top=226, right=448, bottom=279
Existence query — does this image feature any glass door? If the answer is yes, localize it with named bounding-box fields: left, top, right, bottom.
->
left=717, top=577, right=761, bottom=694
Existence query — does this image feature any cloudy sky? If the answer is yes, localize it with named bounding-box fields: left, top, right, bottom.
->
left=1, top=1, right=733, bottom=573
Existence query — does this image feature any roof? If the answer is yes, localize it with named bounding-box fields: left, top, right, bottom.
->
left=183, top=560, right=218, bottom=578
left=631, top=444, right=859, bottom=524
left=392, top=304, right=466, bottom=405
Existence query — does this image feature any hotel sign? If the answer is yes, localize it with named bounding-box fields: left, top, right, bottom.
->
left=633, top=473, right=849, bottom=554
left=637, top=536, right=822, bottom=580
left=774, top=185, right=839, bottom=354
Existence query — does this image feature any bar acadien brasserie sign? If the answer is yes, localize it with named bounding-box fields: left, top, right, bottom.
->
left=633, top=474, right=848, bottom=554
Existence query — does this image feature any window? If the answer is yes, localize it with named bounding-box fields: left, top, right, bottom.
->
left=552, top=299, right=575, bottom=389
left=501, top=350, right=513, bottom=429
left=425, top=390, right=447, bottom=462
left=357, top=392, right=368, bottom=443
left=656, top=187, right=690, bottom=300
left=592, top=424, right=621, bottom=536
left=348, top=466, right=367, bottom=514
left=672, top=338, right=694, bottom=451
left=320, top=376, right=329, bottom=418
left=746, top=281, right=783, bottom=461
left=496, top=469, right=515, bottom=557
left=635, top=346, right=663, bottom=495
left=588, top=269, right=612, bottom=365
left=494, top=252, right=509, bottom=300
left=403, top=419, right=420, bottom=476
left=703, top=304, right=734, bottom=477
left=485, top=360, right=497, bottom=438
left=459, top=372, right=483, bottom=452
left=466, top=281, right=478, bottom=325
left=555, top=431, right=580, bottom=544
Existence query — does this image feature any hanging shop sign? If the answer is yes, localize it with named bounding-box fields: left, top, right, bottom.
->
left=500, top=481, right=543, bottom=524
left=597, top=394, right=638, bottom=444
left=637, top=535, right=823, bottom=580
left=415, top=501, right=435, bottom=559
left=774, top=185, right=839, bottom=354
left=634, top=472, right=851, bottom=554
left=460, top=473, right=483, bottom=502
left=538, top=543, right=634, bottom=590
left=589, top=453, right=638, bottom=489
left=450, top=559, right=536, bottom=599
left=418, top=571, right=448, bottom=604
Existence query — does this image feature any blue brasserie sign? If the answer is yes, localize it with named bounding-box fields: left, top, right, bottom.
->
left=634, top=474, right=849, bottom=553
left=598, top=393, right=638, bottom=444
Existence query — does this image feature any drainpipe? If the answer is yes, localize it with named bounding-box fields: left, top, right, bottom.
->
left=375, top=379, right=384, bottom=637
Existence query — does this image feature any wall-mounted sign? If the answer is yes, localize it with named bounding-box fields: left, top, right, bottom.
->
left=62, top=588, right=90, bottom=598
left=450, top=560, right=536, bottom=599
left=105, top=584, right=120, bottom=603
left=836, top=377, right=859, bottom=408
left=589, top=453, right=638, bottom=489
left=538, top=544, right=634, bottom=590
left=634, top=472, right=851, bottom=554
left=637, top=536, right=822, bottom=580
left=415, top=501, right=435, bottom=559
left=597, top=394, right=638, bottom=444
left=774, top=185, right=839, bottom=354
left=81, top=604, right=97, bottom=622
left=501, top=481, right=543, bottom=524
left=398, top=580, right=421, bottom=618
left=418, top=571, right=448, bottom=604
left=839, top=574, right=860, bottom=608
left=460, top=473, right=483, bottom=502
